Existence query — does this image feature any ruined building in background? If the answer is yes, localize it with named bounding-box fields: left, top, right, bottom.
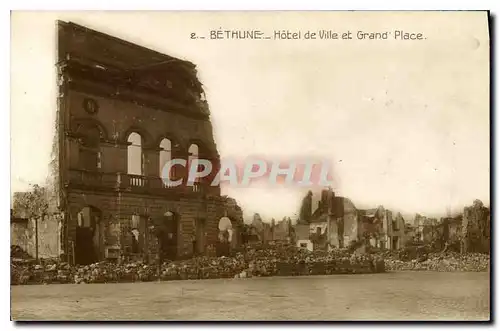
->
left=440, top=215, right=463, bottom=244
left=403, top=222, right=417, bottom=246
left=295, top=189, right=331, bottom=250
left=293, top=192, right=491, bottom=253
left=462, top=200, right=490, bottom=253
left=299, top=191, right=313, bottom=223
left=413, top=213, right=426, bottom=240
left=357, top=207, right=406, bottom=250
left=218, top=195, right=244, bottom=249
left=323, top=191, right=358, bottom=248
left=415, top=214, right=438, bottom=242
left=242, top=215, right=292, bottom=246
left=410, top=200, right=490, bottom=254
left=271, top=217, right=293, bottom=243
left=53, top=21, right=227, bottom=264
left=248, top=213, right=274, bottom=244
left=294, top=189, right=426, bottom=251
left=295, top=188, right=358, bottom=250
left=414, top=214, right=444, bottom=247
left=389, top=212, right=406, bottom=249
left=357, top=207, right=386, bottom=247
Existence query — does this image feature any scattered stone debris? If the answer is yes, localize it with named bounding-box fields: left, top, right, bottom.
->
left=11, top=244, right=488, bottom=285
left=11, top=244, right=385, bottom=285
left=381, top=252, right=489, bottom=272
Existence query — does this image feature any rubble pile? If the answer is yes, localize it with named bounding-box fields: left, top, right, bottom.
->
left=11, top=243, right=489, bottom=285
left=159, top=256, right=247, bottom=281
left=382, top=252, right=489, bottom=272
left=238, top=244, right=385, bottom=277
left=73, top=262, right=159, bottom=284
left=10, top=244, right=384, bottom=285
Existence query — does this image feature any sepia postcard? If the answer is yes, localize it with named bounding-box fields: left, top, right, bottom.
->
left=10, top=10, right=490, bottom=321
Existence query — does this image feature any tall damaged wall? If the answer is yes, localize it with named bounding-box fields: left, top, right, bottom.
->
left=11, top=222, right=30, bottom=254
left=462, top=200, right=490, bottom=253
left=342, top=198, right=359, bottom=243
left=11, top=186, right=65, bottom=260
left=10, top=215, right=62, bottom=259
left=53, top=21, right=224, bottom=264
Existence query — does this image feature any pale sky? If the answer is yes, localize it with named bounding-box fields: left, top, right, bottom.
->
left=11, top=11, right=490, bottom=221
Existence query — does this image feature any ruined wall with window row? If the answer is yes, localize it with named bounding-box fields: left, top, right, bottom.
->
left=66, top=90, right=219, bottom=178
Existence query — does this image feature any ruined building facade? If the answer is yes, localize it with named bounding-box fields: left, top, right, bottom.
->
left=296, top=188, right=358, bottom=250
left=54, top=21, right=225, bottom=264
left=462, top=200, right=490, bottom=253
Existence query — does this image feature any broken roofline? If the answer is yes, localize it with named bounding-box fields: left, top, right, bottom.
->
left=57, top=20, right=196, bottom=70
left=56, top=22, right=211, bottom=121
left=57, top=20, right=207, bottom=98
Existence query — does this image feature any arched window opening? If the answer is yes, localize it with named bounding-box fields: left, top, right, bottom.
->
left=127, top=132, right=143, bottom=175
left=216, top=216, right=232, bottom=257
left=159, top=138, right=172, bottom=178
left=127, top=132, right=144, bottom=187
left=218, top=216, right=233, bottom=243
left=188, top=144, right=201, bottom=190
left=188, top=143, right=199, bottom=163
